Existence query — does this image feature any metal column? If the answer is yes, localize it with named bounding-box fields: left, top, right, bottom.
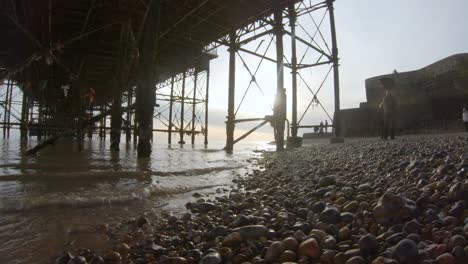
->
left=274, top=4, right=286, bottom=151
left=136, top=0, right=161, bottom=157
left=225, top=30, right=236, bottom=151
left=191, top=69, right=198, bottom=145
left=126, top=89, right=133, bottom=143
left=2, top=80, right=11, bottom=138
left=327, top=0, right=341, bottom=137
left=179, top=71, right=186, bottom=144
left=204, top=67, right=210, bottom=145
left=168, top=76, right=175, bottom=144
left=21, top=86, right=30, bottom=140
left=289, top=4, right=298, bottom=140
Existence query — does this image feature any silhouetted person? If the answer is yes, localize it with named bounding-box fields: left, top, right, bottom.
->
left=379, top=78, right=398, bottom=140
left=377, top=107, right=385, bottom=139
left=463, top=107, right=468, bottom=131
left=319, top=121, right=324, bottom=135
left=325, top=120, right=328, bottom=133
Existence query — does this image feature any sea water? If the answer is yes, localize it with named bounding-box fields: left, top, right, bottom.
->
left=0, top=137, right=272, bottom=264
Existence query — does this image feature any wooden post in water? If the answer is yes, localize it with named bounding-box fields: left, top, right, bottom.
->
left=136, top=0, right=161, bottom=157
left=179, top=71, right=186, bottom=144
left=274, top=2, right=286, bottom=151
left=168, top=76, right=175, bottom=144
left=225, top=30, right=236, bottom=151
left=191, top=69, right=198, bottom=145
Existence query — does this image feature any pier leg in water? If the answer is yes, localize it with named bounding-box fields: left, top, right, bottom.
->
left=191, top=69, right=198, bottom=145
left=136, top=0, right=161, bottom=157
left=20, top=87, right=30, bottom=141
left=225, top=30, right=236, bottom=151
left=110, top=95, right=122, bottom=151
left=274, top=2, right=286, bottom=151
left=179, top=71, right=186, bottom=145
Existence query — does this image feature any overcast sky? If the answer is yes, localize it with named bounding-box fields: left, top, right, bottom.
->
left=199, top=0, right=468, bottom=142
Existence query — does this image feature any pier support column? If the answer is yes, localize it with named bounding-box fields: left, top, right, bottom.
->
left=125, top=89, right=133, bottom=143
left=327, top=0, right=342, bottom=138
left=225, top=30, right=237, bottom=151
left=179, top=72, right=186, bottom=144
left=274, top=3, right=286, bottom=151
left=110, top=95, right=122, bottom=151
left=289, top=4, right=300, bottom=146
left=191, top=69, right=198, bottom=145
left=20, top=87, right=30, bottom=140
left=136, top=0, right=161, bottom=157
left=204, top=66, right=210, bottom=145
left=168, top=76, right=175, bottom=144
left=3, top=80, right=11, bottom=138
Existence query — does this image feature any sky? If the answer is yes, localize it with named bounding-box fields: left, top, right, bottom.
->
left=201, top=0, right=468, bottom=142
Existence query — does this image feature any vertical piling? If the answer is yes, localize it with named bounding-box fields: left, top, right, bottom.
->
left=38, top=99, right=44, bottom=141
left=135, top=0, right=161, bottom=157
left=179, top=71, right=186, bottom=144
left=20, top=86, right=30, bottom=140
left=3, top=80, right=10, bottom=138
left=274, top=3, right=286, bottom=151
left=126, top=89, right=132, bottom=143
left=289, top=4, right=298, bottom=140
left=204, top=67, right=210, bottom=145
left=168, top=76, right=175, bottom=144
left=6, top=81, right=13, bottom=138
left=191, top=69, right=198, bottom=145
left=327, top=0, right=341, bottom=137
left=110, top=95, right=122, bottom=151
left=225, top=30, right=236, bottom=151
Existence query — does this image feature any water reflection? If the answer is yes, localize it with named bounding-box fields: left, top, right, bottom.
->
left=0, top=137, right=268, bottom=263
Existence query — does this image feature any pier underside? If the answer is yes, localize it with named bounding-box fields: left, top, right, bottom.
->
left=0, top=0, right=341, bottom=157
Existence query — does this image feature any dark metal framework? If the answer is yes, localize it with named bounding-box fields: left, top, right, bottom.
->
left=0, top=0, right=340, bottom=156
left=221, top=0, right=340, bottom=150
left=154, top=65, right=210, bottom=145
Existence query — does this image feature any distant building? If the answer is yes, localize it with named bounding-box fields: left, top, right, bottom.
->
left=340, top=53, right=468, bottom=137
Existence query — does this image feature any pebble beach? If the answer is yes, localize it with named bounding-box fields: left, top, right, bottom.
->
left=54, top=134, right=468, bottom=264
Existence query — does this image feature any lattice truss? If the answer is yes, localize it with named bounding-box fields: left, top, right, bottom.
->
left=210, top=0, right=336, bottom=136
left=154, top=67, right=209, bottom=143
left=0, top=81, right=24, bottom=137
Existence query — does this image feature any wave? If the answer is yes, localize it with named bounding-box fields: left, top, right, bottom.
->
left=0, top=183, right=228, bottom=214
left=0, top=165, right=244, bottom=182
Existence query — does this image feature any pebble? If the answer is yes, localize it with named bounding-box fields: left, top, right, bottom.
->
left=436, top=253, right=456, bottom=264
left=265, top=241, right=284, bottom=261
left=297, top=238, right=321, bottom=258
left=319, top=207, right=341, bottom=224
left=358, top=234, right=379, bottom=257
left=390, top=239, right=418, bottom=264
left=51, top=135, right=468, bottom=264
left=223, top=232, right=242, bottom=245
left=199, top=252, right=222, bottom=264
left=232, top=225, right=269, bottom=239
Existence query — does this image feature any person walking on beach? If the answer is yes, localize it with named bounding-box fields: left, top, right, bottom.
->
left=379, top=78, right=398, bottom=140
left=319, top=121, right=324, bottom=135
left=325, top=120, right=328, bottom=133
left=463, top=107, right=468, bottom=131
